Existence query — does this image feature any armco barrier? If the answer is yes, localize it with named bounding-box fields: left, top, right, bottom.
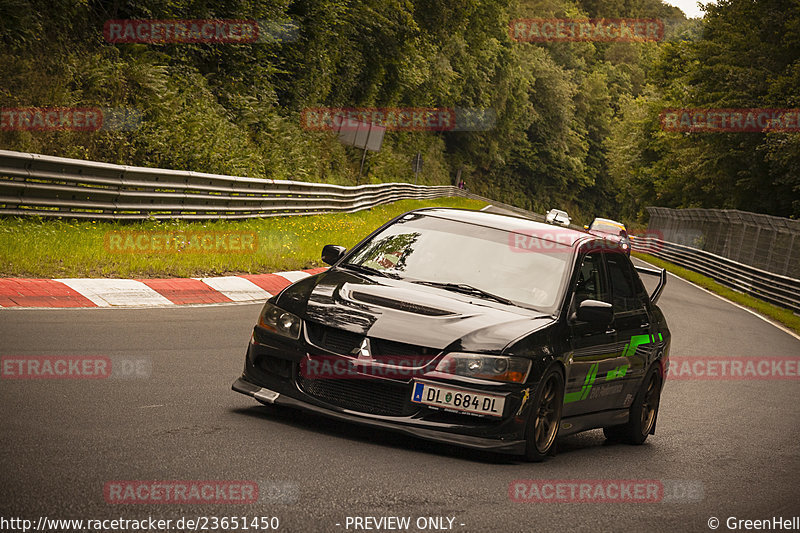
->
left=632, top=236, right=800, bottom=314
left=459, top=191, right=548, bottom=223
left=0, top=150, right=465, bottom=220
left=2, top=149, right=797, bottom=313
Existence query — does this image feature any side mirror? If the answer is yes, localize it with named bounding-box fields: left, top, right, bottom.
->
left=575, top=299, right=613, bottom=327
left=321, top=244, right=346, bottom=265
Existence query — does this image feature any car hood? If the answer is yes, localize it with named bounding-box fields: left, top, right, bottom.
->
left=276, top=269, right=556, bottom=353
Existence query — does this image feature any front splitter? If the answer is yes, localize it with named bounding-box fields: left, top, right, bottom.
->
left=232, top=376, right=526, bottom=455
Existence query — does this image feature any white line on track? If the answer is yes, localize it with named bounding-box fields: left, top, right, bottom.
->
left=634, top=258, right=800, bottom=342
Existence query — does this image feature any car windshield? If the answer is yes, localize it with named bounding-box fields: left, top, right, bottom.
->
left=591, top=221, right=625, bottom=235
left=343, top=213, right=572, bottom=313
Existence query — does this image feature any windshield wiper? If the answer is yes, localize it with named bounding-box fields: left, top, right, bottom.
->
left=339, top=263, right=399, bottom=279
left=411, top=281, right=515, bottom=306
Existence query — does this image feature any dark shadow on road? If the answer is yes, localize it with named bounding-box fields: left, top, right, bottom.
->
left=230, top=403, right=641, bottom=465
left=231, top=404, right=516, bottom=464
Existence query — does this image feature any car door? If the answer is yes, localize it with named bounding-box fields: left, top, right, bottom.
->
left=563, top=248, right=622, bottom=417
left=604, top=251, right=654, bottom=410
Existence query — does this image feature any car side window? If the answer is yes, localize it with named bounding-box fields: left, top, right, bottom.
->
left=606, top=252, right=643, bottom=313
left=573, top=252, right=610, bottom=305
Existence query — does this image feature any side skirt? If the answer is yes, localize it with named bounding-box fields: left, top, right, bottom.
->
left=557, top=409, right=629, bottom=437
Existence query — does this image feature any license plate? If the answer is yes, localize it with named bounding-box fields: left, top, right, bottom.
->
left=411, top=381, right=505, bottom=417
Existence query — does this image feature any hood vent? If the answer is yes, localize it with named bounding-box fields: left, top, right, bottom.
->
left=350, top=291, right=453, bottom=316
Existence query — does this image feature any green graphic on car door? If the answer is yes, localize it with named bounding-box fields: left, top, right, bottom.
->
left=563, top=333, right=658, bottom=404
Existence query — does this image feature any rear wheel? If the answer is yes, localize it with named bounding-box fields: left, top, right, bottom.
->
left=523, top=367, right=564, bottom=462
left=604, top=363, right=662, bottom=444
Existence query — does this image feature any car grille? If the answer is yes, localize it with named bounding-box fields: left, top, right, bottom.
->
left=306, top=322, right=363, bottom=354
left=297, top=375, right=417, bottom=417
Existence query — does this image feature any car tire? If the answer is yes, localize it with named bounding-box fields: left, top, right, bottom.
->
left=603, top=363, right=662, bottom=445
left=523, top=366, right=564, bottom=462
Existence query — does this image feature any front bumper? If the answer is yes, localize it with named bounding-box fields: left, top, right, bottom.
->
left=231, top=328, right=531, bottom=455
left=232, top=376, right=527, bottom=454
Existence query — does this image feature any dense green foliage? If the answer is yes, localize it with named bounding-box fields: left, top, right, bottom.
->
left=1, top=0, right=797, bottom=223
left=610, top=0, right=800, bottom=219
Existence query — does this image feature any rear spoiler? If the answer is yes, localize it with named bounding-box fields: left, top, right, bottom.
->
left=634, top=266, right=667, bottom=304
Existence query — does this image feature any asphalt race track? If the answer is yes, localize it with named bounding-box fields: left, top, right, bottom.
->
left=2, top=257, right=799, bottom=532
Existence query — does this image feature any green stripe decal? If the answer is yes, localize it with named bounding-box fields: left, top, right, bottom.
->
left=622, top=334, right=652, bottom=358
left=564, top=331, right=659, bottom=404
left=606, top=364, right=628, bottom=381
left=565, top=362, right=599, bottom=403
left=563, top=390, right=582, bottom=403
left=580, top=363, right=598, bottom=400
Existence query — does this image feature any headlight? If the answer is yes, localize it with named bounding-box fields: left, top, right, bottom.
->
left=622, top=242, right=629, bottom=250
left=434, top=353, right=531, bottom=383
left=257, top=302, right=302, bottom=340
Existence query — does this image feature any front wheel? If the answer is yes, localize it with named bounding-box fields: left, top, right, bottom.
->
left=523, top=366, right=564, bottom=462
left=604, top=363, right=662, bottom=445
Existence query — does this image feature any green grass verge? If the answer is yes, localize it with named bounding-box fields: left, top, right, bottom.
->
left=0, top=197, right=486, bottom=278
left=633, top=252, right=800, bottom=336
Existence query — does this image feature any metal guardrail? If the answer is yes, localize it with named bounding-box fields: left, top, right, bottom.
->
left=632, top=236, right=800, bottom=314
left=2, top=149, right=797, bottom=313
left=453, top=192, right=594, bottom=232
left=0, top=150, right=464, bottom=220
left=457, top=191, right=548, bottom=222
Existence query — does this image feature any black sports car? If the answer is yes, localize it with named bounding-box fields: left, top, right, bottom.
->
left=233, top=208, right=670, bottom=461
